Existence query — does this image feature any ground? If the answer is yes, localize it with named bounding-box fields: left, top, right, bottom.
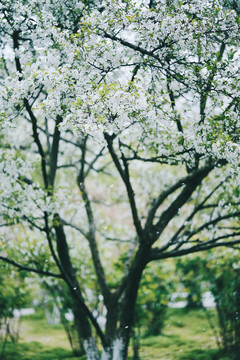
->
left=1, top=308, right=230, bottom=360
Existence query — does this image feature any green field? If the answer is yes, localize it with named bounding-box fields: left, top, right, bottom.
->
left=0, top=308, right=230, bottom=360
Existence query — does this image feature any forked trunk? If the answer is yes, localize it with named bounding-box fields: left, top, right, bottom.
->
left=100, top=338, right=128, bottom=360
left=101, top=347, right=112, bottom=360
left=87, top=245, right=148, bottom=360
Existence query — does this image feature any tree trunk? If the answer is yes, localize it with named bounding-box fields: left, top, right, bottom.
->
left=100, top=337, right=128, bottom=360
left=112, top=338, right=127, bottom=360
left=116, top=244, right=149, bottom=359
left=71, top=296, right=99, bottom=358
left=54, top=217, right=100, bottom=360
left=101, top=347, right=112, bottom=360
left=132, top=328, right=141, bottom=360
left=83, top=337, right=100, bottom=360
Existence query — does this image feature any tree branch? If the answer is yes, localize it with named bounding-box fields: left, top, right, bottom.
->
left=149, top=238, right=240, bottom=261
left=102, top=30, right=162, bottom=62
left=149, top=164, right=213, bottom=243
left=84, top=146, right=106, bottom=178
left=52, top=212, right=107, bottom=347
left=48, top=115, right=62, bottom=188
left=105, top=133, right=143, bottom=239
left=161, top=178, right=228, bottom=251
left=59, top=218, right=88, bottom=239
left=78, top=138, right=111, bottom=303
left=12, top=30, right=48, bottom=189
left=199, top=42, right=226, bottom=124
left=0, top=256, right=63, bottom=278
left=145, top=164, right=213, bottom=234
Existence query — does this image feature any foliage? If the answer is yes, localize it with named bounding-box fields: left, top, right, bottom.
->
left=176, top=256, right=205, bottom=309
left=135, top=263, right=174, bottom=337
left=205, top=250, right=240, bottom=359
left=41, top=282, right=85, bottom=356
left=0, top=263, right=32, bottom=356
left=176, top=250, right=240, bottom=359
left=0, top=0, right=240, bottom=359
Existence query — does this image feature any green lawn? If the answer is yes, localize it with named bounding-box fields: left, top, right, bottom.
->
left=0, top=342, right=83, bottom=360
left=0, top=308, right=229, bottom=360
left=138, top=308, right=228, bottom=360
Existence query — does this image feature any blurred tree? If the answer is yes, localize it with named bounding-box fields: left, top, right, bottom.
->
left=176, top=256, right=205, bottom=309
left=176, top=250, right=240, bottom=359
left=0, top=263, right=32, bottom=357
left=206, top=250, right=240, bottom=359
left=135, top=264, right=174, bottom=337
left=42, top=282, right=85, bottom=356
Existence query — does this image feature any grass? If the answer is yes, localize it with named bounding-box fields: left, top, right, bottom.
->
left=138, top=308, right=227, bottom=360
left=0, top=342, right=82, bottom=360
left=20, top=315, right=71, bottom=349
left=1, top=308, right=229, bottom=360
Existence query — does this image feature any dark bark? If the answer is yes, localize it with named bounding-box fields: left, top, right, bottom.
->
left=77, top=138, right=111, bottom=304
left=117, top=243, right=150, bottom=359
left=53, top=214, right=106, bottom=346
left=48, top=115, right=62, bottom=188
left=104, top=133, right=143, bottom=240
left=152, top=164, right=213, bottom=241
left=54, top=214, right=93, bottom=338
left=0, top=256, right=62, bottom=278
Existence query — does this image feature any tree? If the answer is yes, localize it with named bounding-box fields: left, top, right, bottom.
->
left=40, top=280, right=86, bottom=356
left=0, top=263, right=32, bottom=358
left=202, top=249, right=240, bottom=359
left=0, top=0, right=240, bottom=359
left=176, top=256, right=205, bottom=309
left=176, top=250, right=240, bottom=359
left=135, top=263, right=173, bottom=337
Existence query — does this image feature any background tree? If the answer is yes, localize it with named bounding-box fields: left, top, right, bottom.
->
left=135, top=263, right=174, bottom=338
left=0, top=0, right=240, bottom=359
left=176, top=256, right=205, bottom=309
left=176, top=250, right=240, bottom=359
left=0, top=263, right=32, bottom=358
left=205, top=250, right=240, bottom=359
left=40, top=281, right=86, bottom=356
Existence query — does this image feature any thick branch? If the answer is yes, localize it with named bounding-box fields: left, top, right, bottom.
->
left=48, top=115, right=62, bottom=188
left=145, top=165, right=213, bottom=233
left=162, top=178, right=228, bottom=251
left=182, top=211, right=240, bottom=243
left=52, top=213, right=107, bottom=346
left=149, top=238, right=240, bottom=261
left=12, top=30, right=22, bottom=74
left=24, top=99, right=48, bottom=188
left=78, top=138, right=111, bottom=302
left=166, top=74, right=183, bottom=133
left=121, top=150, right=143, bottom=239
left=151, top=164, right=213, bottom=242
